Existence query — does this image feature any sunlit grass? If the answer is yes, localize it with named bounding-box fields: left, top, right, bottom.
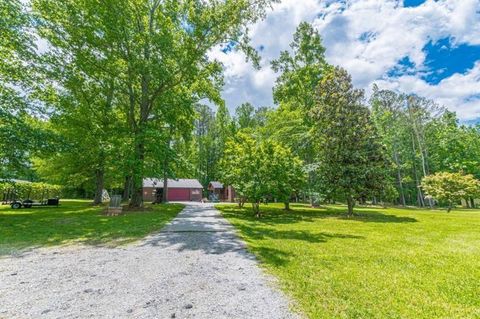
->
left=216, top=203, right=480, bottom=318
left=0, top=199, right=183, bottom=255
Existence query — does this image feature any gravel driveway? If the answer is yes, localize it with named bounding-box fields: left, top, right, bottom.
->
left=0, top=203, right=300, bottom=319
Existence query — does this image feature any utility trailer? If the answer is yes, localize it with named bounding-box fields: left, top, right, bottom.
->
left=10, top=198, right=60, bottom=209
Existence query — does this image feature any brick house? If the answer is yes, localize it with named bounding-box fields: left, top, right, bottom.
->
left=207, top=181, right=235, bottom=202
left=143, top=178, right=203, bottom=202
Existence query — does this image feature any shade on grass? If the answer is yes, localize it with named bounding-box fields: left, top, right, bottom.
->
left=0, top=200, right=183, bottom=255
left=216, top=203, right=480, bottom=318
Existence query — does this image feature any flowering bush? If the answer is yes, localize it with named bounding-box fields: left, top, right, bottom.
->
left=422, top=172, right=480, bottom=212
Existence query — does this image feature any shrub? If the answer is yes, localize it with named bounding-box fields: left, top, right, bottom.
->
left=421, top=172, right=480, bottom=212
left=0, top=180, right=62, bottom=200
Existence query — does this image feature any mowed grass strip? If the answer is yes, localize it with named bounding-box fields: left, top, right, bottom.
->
left=217, top=203, right=480, bottom=319
left=0, top=200, right=184, bottom=255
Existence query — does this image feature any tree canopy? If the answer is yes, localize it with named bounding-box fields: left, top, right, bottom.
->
left=2, top=11, right=479, bottom=214
left=220, top=132, right=305, bottom=216
left=13, top=0, right=277, bottom=206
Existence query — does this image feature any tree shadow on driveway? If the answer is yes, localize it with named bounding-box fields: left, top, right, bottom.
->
left=141, top=203, right=365, bottom=268
left=142, top=229, right=360, bottom=267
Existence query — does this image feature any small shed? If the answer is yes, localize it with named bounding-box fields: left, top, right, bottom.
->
left=143, top=178, right=203, bottom=202
left=207, top=181, right=235, bottom=202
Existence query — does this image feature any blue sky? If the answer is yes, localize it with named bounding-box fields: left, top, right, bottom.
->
left=422, top=38, right=480, bottom=85
left=404, top=0, right=426, bottom=7
left=209, top=0, right=480, bottom=122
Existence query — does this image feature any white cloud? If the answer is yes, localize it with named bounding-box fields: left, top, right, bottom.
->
left=376, top=61, right=480, bottom=120
left=213, top=0, right=480, bottom=121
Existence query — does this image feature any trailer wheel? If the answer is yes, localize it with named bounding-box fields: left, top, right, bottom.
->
left=11, top=202, right=22, bottom=209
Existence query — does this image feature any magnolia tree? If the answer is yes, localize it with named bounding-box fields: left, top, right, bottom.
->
left=421, top=172, right=480, bottom=212
left=220, top=132, right=305, bottom=217
left=310, top=66, right=388, bottom=216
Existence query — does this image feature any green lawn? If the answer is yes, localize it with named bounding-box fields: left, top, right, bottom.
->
left=216, top=203, right=480, bottom=319
left=0, top=199, right=183, bottom=255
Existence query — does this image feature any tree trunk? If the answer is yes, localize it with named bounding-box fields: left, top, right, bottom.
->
left=252, top=201, right=261, bottom=218
left=123, top=175, right=132, bottom=201
left=412, top=120, right=432, bottom=208
left=409, top=132, right=425, bottom=207
left=130, top=178, right=143, bottom=208
left=162, top=173, right=168, bottom=204
left=393, top=147, right=406, bottom=206
left=284, top=201, right=290, bottom=211
left=470, top=198, right=475, bottom=209
left=238, top=197, right=245, bottom=208
left=347, top=196, right=355, bottom=216
left=447, top=202, right=453, bottom=213
left=93, top=168, right=104, bottom=205
left=416, top=188, right=425, bottom=208
left=129, top=135, right=145, bottom=208
left=128, top=9, right=154, bottom=208
left=162, top=132, right=171, bottom=203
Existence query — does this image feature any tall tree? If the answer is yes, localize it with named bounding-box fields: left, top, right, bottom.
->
left=310, top=66, right=387, bottom=216
left=252, top=106, right=271, bottom=128
left=270, top=22, right=327, bottom=204
left=190, top=103, right=235, bottom=191
left=271, top=22, right=326, bottom=111
left=370, top=87, right=457, bottom=207
left=0, top=0, right=47, bottom=179
left=371, top=86, right=409, bottom=206
left=405, top=95, right=443, bottom=207
left=33, top=90, right=122, bottom=204
left=235, top=102, right=256, bottom=129
left=33, top=0, right=275, bottom=207
left=426, top=111, right=480, bottom=177
left=192, top=104, right=216, bottom=186
left=33, top=0, right=125, bottom=204
left=212, top=104, right=234, bottom=175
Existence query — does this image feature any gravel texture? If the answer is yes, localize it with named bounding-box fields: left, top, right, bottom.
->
left=0, top=203, right=300, bottom=319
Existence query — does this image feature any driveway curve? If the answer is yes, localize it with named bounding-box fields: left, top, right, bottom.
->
left=0, top=202, right=299, bottom=319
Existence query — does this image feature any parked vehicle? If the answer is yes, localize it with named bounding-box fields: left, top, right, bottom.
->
left=10, top=198, right=60, bottom=209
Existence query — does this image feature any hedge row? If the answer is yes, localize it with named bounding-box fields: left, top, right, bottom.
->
left=0, top=181, right=62, bottom=200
